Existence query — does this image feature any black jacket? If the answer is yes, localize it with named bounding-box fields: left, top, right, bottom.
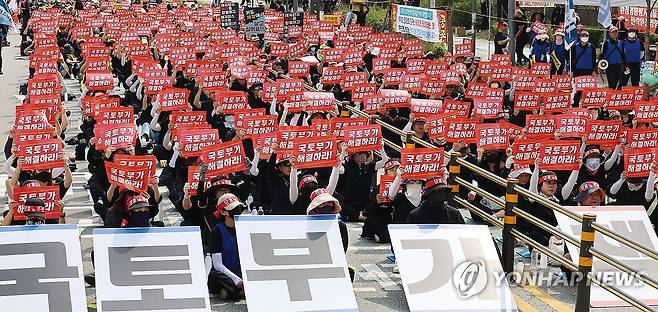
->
left=406, top=189, right=465, bottom=224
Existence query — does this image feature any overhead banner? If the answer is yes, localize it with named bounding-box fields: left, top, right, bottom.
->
left=618, top=7, right=658, bottom=32
left=235, top=215, right=358, bottom=312
left=0, top=224, right=87, bottom=312
left=555, top=206, right=658, bottom=308
left=93, top=227, right=211, bottom=312
left=391, top=4, right=447, bottom=43
left=389, top=224, right=516, bottom=311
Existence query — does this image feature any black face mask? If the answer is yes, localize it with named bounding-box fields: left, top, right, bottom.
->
left=128, top=211, right=150, bottom=227
left=314, top=205, right=335, bottom=214
left=227, top=207, right=244, bottom=219
left=26, top=217, right=45, bottom=225
left=34, top=171, right=51, bottom=183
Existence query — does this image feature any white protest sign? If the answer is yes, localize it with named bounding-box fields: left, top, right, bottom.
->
left=0, top=224, right=87, bottom=312
left=236, top=215, right=358, bottom=312
left=389, top=224, right=517, bottom=311
left=93, top=227, right=211, bottom=312
left=556, top=206, right=658, bottom=307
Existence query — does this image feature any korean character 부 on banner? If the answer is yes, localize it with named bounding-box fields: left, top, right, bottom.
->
left=93, top=227, right=211, bottom=312
left=235, top=215, right=358, bottom=312
left=0, top=224, right=87, bottom=312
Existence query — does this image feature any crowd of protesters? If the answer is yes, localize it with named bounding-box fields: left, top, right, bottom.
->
left=2, top=0, right=658, bottom=302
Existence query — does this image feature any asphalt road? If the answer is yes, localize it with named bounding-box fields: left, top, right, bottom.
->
left=0, top=32, right=650, bottom=312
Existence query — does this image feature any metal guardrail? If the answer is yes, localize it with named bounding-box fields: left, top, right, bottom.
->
left=260, top=62, right=658, bottom=311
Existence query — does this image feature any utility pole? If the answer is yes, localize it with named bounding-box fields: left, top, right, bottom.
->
left=507, top=0, right=515, bottom=64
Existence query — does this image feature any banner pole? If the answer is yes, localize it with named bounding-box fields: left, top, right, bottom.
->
left=507, top=0, right=515, bottom=64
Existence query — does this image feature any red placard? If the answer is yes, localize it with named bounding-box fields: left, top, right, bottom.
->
left=466, top=82, right=487, bottom=98
left=158, top=87, right=190, bottom=112
left=12, top=186, right=60, bottom=221
left=607, top=89, right=636, bottom=111
left=634, top=101, right=658, bottom=122
left=303, top=92, right=337, bottom=112
left=542, top=93, right=571, bottom=113
left=344, top=125, right=382, bottom=152
left=179, top=128, right=220, bottom=157
left=410, top=99, right=443, bottom=118
left=372, top=58, right=392, bottom=74
left=277, top=126, right=316, bottom=157
left=530, top=62, right=551, bottom=77
left=97, top=107, right=134, bottom=125
left=86, top=71, right=114, bottom=91
left=144, top=76, right=173, bottom=95
left=472, top=97, right=502, bottom=118
left=379, top=176, right=396, bottom=204
left=114, top=154, right=156, bottom=177
left=427, top=112, right=458, bottom=139
left=525, top=115, right=556, bottom=138
left=380, top=89, right=411, bottom=108
left=586, top=120, right=622, bottom=149
left=94, top=123, right=137, bottom=151
left=288, top=61, right=310, bottom=77
left=580, top=88, right=609, bottom=108
left=400, top=148, right=444, bottom=180
left=553, top=75, right=572, bottom=90
left=341, top=72, right=367, bottom=91
left=292, top=136, right=338, bottom=169
left=13, top=129, right=54, bottom=151
left=439, top=70, right=461, bottom=85
left=322, top=66, right=343, bottom=84
left=533, top=78, right=556, bottom=93
left=513, top=74, right=540, bottom=91
left=28, top=77, right=59, bottom=97
left=489, top=65, right=513, bottom=82
left=234, top=109, right=266, bottom=129
left=255, top=133, right=277, bottom=160
left=269, top=41, right=289, bottom=56
left=420, top=78, right=444, bottom=97
left=538, top=140, right=581, bottom=170
left=214, top=91, right=248, bottom=112
left=454, top=43, right=473, bottom=57
left=105, top=161, right=152, bottom=193
left=197, top=70, right=227, bottom=91
left=383, top=68, right=407, bottom=86
left=515, top=92, right=541, bottom=111
left=627, top=128, right=658, bottom=149
left=512, top=138, right=542, bottom=166
left=443, top=99, right=471, bottom=117
left=243, top=115, right=278, bottom=138
left=14, top=109, right=50, bottom=131
left=556, top=114, right=588, bottom=138
left=406, top=59, right=427, bottom=73
left=201, top=140, right=248, bottom=176
left=444, top=119, right=478, bottom=143
left=573, top=76, right=597, bottom=91
left=491, top=54, right=511, bottom=65
left=352, top=83, right=378, bottom=101
left=170, top=111, right=207, bottom=128
left=186, top=166, right=212, bottom=196
left=26, top=94, right=61, bottom=125
left=276, top=79, right=305, bottom=99
left=475, top=124, right=509, bottom=150
left=624, top=148, right=657, bottom=178
left=362, top=95, right=382, bottom=113
left=16, top=139, right=61, bottom=170
left=331, top=117, right=369, bottom=137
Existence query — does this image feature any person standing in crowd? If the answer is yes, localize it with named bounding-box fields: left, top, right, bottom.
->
left=530, top=30, right=550, bottom=63
left=512, top=9, right=530, bottom=65
left=571, top=31, right=597, bottom=76
left=406, top=177, right=464, bottom=224
left=550, top=30, right=567, bottom=75
left=208, top=194, right=246, bottom=301
left=621, top=27, right=643, bottom=87
left=479, top=0, right=488, bottom=31
left=551, top=4, right=564, bottom=28
left=494, top=20, right=510, bottom=55
left=601, top=26, right=625, bottom=89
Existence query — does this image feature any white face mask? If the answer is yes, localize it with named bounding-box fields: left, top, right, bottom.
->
left=405, top=182, right=423, bottom=207
left=581, top=36, right=589, bottom=43
left=585, top=158, right=601, bottom=171
left=628, top=32, right=637, bottom=39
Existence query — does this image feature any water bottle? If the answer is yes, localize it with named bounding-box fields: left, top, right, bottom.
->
left=241, top=208, right=250, bottom=215
left=530, top=249, right=539, bottom=269
left=257, top=206, right=264, bottom=215
left=251, top=208, right=258, bottom=215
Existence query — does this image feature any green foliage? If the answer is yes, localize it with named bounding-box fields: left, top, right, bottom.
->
left=422, top=41, right=447, bottom=57
left=365, top=4, right=390, bottom=32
